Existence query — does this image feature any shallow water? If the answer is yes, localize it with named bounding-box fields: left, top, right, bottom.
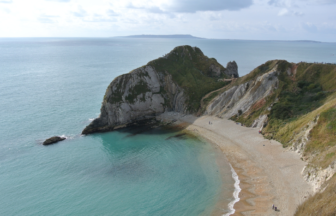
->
left=1, top=38, right=335, bottom=215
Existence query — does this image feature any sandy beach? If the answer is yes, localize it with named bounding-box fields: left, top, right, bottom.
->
left=157, top=113, right=313, bottom=216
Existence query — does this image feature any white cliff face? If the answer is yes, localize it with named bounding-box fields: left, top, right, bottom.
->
left=206, top=66, right=279, bottom=118
left=302, top=161, right=336, bottom=192
left=289, top=116, right=320, bottom=155
left=251, top=114, right=268, bottom=130
left=82, top=65, right=187, bottom=134
left=288, top=116, right=336, bottom=193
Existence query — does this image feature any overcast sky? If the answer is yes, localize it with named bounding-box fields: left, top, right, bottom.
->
left=0, top=0, right=335, bottom=41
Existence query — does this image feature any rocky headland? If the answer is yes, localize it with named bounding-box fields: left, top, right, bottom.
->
left=83, top=45, right=336, bottom=215
left=82, top=45, right=238, bottom=134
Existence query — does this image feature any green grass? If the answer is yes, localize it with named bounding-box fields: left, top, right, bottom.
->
left=125, top=80, right=150, bottom=103
left=148, top=46, right=229, bottom=112
left=203, top=91, right=220, bottom=106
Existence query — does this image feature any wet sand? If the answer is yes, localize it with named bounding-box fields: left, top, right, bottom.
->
left=157, top=113, right=313, bottom=216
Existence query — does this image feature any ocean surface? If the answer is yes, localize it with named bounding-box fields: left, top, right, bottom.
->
left=1, top=38, right=335, bottom=216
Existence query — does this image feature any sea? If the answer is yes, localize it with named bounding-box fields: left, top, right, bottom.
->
left=0, top=38, right=335, bottom=216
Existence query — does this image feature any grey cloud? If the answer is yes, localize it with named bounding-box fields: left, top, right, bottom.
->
left=126, top=3, right=175, bottom=17
left=146, top=6, right=165, bottom=14
left=167, top=0, right=253, bottom=13
left=0, top=0, right=13, bottom=3
left=269, top=0, right=336, bottom=6
left=268, top=0, right=281, bottom=6
left=268, top=0, right=296, bottom=7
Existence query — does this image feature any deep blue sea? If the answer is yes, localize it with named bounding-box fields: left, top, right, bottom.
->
left=0, top=38, right=335, bottom=216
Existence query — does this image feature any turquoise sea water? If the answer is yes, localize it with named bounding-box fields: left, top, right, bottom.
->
left=1, top=38, right=336, bottom=215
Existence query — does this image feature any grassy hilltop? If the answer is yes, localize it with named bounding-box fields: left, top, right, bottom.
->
left=148, top=46, right=232, bottom=112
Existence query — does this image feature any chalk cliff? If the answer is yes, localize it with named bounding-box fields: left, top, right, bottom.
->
left=82, top=45, right=237, bottom=134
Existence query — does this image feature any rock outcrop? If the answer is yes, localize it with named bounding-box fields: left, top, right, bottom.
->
left=43, top=136, right=66, bottom=145
left=302, top=160, right=336, bottom=192
left=289, top=116, right=320, bottom=155
left=82, top=66, right=186, bottom=134
left=83, top=45, right=235, bottom=134
left=226, top=61, right=239, bottom=78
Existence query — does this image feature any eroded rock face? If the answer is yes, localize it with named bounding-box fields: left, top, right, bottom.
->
left=290, top=116, right=320, bottom=155
left=43, top=136, right=66, bottom=145
left=302, top=160, right=336, bottom=192
left=206, top=66, right=279, bottom=118
left=226, top=61, right=239, bottom=78
left=82, top=66, right=187, bottom=134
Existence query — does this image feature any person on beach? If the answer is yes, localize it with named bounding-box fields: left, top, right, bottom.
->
left=272, top=204, right=274, bottom=210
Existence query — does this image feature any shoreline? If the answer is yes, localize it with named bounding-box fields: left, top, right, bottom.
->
left=157, top=112, right=313, bottom=216
left=225, top=163, right=241, bottom=216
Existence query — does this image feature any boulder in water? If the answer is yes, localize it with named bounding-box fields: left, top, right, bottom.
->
left=43, top=136, right=66, bottom=145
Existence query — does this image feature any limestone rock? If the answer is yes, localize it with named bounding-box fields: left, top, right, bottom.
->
left=302, top=160, right=336, bottom=192
left=83, top=45, right=234, bottom=134
left=226, top=61, right=239, bottom=78
left=43, top=136, right=66, bottom=145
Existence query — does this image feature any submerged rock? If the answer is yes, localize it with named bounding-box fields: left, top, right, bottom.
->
left=43, top=136, right=66, bottom=145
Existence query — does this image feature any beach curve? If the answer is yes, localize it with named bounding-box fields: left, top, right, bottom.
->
left=157, top=113, right=313, bottom=216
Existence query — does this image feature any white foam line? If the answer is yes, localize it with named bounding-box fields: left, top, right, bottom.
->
left=223, top=163, right=241, bottom=216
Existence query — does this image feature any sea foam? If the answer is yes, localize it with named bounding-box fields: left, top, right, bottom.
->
left=224, top=164, right=241, bottom=216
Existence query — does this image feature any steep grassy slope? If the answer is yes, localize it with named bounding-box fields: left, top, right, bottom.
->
left=148, top=46, right=231, bottom=112
left=215, top=61, right=336, bottom=216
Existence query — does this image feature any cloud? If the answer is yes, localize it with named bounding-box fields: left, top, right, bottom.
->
left=269, top=0, right=336, bottom=7
left=167, top=0, right=253, bottom=13
left=302, top=22, right=318, bottom=32
left=107, top=9, right=119, bottom=16
left=38, top=14, right=59, bottom=23
left=278, top=8, right=289, bottom=16
left=145, top=6, right=166, bottom=14
left=268, top=0, right=295, bottom=8
left=72, top=6, right=87, bottom=17
left=45, top=0, right=71, bottom=2
left=312, top=0, right=336, bottom=4
left=0, top=0, right=12, bottom=3
left=83, top=15, right=117, bottom=23
left=268, top=0, right=304, bottom=16
left=126, top=3, right=166, bottom=14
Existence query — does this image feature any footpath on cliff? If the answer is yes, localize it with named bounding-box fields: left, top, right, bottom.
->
left=157, top=112, right=313, bottom=216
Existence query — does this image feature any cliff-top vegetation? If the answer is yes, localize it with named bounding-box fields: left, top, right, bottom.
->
left=148, top=45, right=231, bottom=112
left=223, top=61, right=336, bottom=216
